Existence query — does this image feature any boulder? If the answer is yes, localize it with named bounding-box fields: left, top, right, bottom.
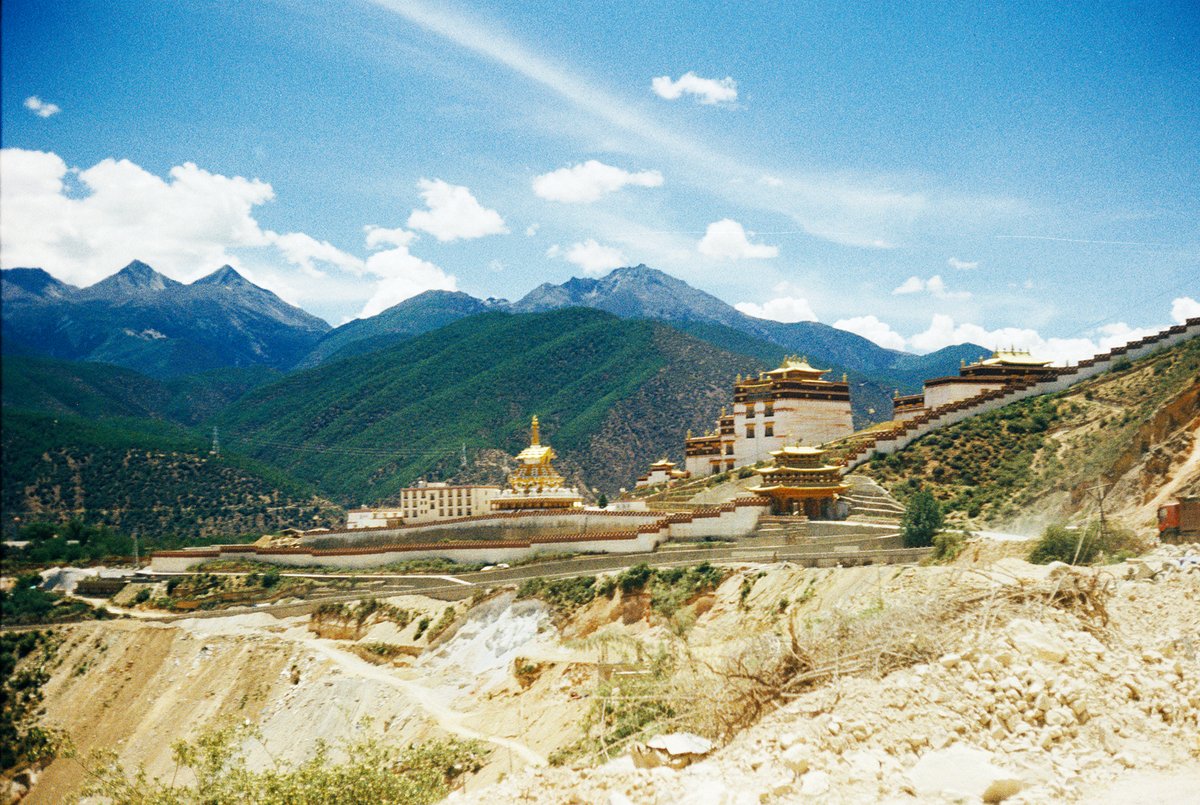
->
left=1006, top=619, right=1067, bottom=664
left=632, top=732, right=715, bottom=769
left=908, top=744, right=1025, bottom=803
left=799, top=770, right=831, bottom=796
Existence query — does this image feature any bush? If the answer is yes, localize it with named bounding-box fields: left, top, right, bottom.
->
left=901, top=490, right=944, bottom=548
left=1028, top=521, right=1143, bottom=565
left=260, top=568, right=282, bottom=588
left=932, top=531, right=965, bottom=562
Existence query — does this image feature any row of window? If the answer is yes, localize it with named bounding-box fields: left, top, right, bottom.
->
left=745, top=424, right=774, bottom=438
left=743, top=404, right=775, bottom=419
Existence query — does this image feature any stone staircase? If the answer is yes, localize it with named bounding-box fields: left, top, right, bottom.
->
left=843, top=475, right=905, bottom=523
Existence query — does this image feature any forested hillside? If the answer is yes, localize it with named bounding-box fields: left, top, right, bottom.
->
left=216, top=308, right=771, bottom=501
left=1, top=410, right=342, bottom=539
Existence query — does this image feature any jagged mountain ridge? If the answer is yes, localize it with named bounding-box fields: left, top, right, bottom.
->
left=1, top=261, right=330, bottom=377
left=298, top=266, right=983, bottom=394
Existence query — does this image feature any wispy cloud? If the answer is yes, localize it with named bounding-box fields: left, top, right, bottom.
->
left=368, top=0, right=1015, bottom=251
left=23, top=96, right=61, bottom=118
left=651, top=72, right=737, bottom=105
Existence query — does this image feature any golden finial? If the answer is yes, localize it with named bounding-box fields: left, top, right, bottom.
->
left=721, top=406, right=727, bottom=417
left=686, top=429, right=693, bottom=439
left=961, top=358, right=966, bottom=367
left=530, top=415, right=540, bottom=446
left=736, top=373, right=742, bottom=383
left=842, top=373, right=848, bottom=382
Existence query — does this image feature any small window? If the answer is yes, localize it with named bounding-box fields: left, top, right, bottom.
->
left=725, top=444, right=734, bottom=455
left=746, top=406, right=755, bottom=419
left=765, top=424, right=774, bottom=437
left=746, top=424, right=755, bottom=439
left=764, top=404, right=774, bottom=417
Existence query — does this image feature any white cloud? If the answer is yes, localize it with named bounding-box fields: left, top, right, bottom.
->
left=270, top=231, right=364, bottom=276
left=947, top=257, right=978, bottom=270
left=1171, top=296, right=1200, bottom=323
left=406, top=178, right=507, bottom=241
left=0, top=148, right=278, bottom=284
left=532, top=160, right=663, bottom=203
left=363, top=225, right=415, bottom=250
left=758, top=175, right=784, bottom=187
left=735, top=281, right=816, bottom=323
left=23, top=96, right=61, bottom=118
left=891, top=274, right=970, bottom=299
left=906, top=314, right=1168, bottom=365
left=550, top=238, right=626, bottom=276
left=525, top=223, right=540, bottom=237
left=358, top=230, right=457, bottom=317
left=833, top=315, right=907, bottom=350
left=651, top=72, right=738, bottom=105
left=697, top=219, right=778, bottom=260
left=735, top=297, right=816, bottom=323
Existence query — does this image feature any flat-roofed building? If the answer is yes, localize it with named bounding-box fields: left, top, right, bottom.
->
left=347, top=481, right=501, bottom=528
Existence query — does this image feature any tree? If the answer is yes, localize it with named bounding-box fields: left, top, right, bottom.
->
left=597, top=493, right=609, bottom=509
left=901, top=489, right=944, bottom=548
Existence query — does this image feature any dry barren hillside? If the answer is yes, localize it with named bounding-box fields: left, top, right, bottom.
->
left=12, top=543, right=1200, bottom=803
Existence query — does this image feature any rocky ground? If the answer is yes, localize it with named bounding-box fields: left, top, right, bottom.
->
left=9, top=542, right=1200, bottom=803
left=454, top=545, right=1200, bottom=804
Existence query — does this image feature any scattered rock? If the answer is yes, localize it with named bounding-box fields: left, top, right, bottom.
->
left=908, top=744, right=1025, bottom=802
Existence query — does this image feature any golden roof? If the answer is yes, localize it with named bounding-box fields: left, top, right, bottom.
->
left=515, top=415, right=556, bottom=465
left=770, top=445, right=826, bottom=458
left=975, top=348, right=1051, bottom=368
left=764, top=355, right=828, bottom=377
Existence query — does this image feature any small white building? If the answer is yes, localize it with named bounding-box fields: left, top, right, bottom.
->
left=635, top=458, right=690, bottom=488
left=346, top=481, right=501, bottom=528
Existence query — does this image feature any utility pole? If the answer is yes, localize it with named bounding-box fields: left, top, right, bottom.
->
left=132, top=529, right=139, bottom=569
left=211, top=426, right=220, bottom=456
left=461, top=442, right=467, bottom=469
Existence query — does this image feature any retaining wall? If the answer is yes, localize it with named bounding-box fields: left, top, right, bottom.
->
left=841, top=318, right=1199, bottom=472
left=151, top=497, right=770, bottom=571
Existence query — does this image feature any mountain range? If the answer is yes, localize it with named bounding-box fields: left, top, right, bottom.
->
left=2, top=261, right=330, bottom=377
left=2, top=261, right=983, bottom=389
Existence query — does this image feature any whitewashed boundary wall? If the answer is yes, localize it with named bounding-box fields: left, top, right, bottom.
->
left=841, top=318, right=1199, bottom=472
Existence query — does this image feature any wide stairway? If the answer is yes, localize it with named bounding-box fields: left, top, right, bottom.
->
left=843, top=475, right=905, bottom=523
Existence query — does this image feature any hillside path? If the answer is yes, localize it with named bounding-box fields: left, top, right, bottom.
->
left=289, top=632, right=548, bottom=766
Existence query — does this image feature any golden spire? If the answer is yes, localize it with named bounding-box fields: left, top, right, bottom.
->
left=530, top=415, right=540, bottom=446
left=842, top=373, right=848, bottom=382
left=686, top=429, right=693, bottom=439
left=736, top=373, right=743, bottom=383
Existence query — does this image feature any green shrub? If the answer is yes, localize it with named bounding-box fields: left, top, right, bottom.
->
left=1028, top=521, right=1143, bottom=565
left=900, top=490, right=944, bottom=548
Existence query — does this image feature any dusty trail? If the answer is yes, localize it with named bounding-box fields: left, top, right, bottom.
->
left=283, top=629, right=548, bottom=766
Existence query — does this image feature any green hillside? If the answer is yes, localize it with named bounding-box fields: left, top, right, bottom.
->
left=860, top=335, right=1200, bottom=529
left=1, top=409, right=342, bottom=539
left=1, top=355, right=279, bottom=425
left=216, top=308, right=768, bottom=502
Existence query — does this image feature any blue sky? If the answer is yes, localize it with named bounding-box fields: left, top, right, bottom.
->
left=2, top=0, right=1197, bottom=359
